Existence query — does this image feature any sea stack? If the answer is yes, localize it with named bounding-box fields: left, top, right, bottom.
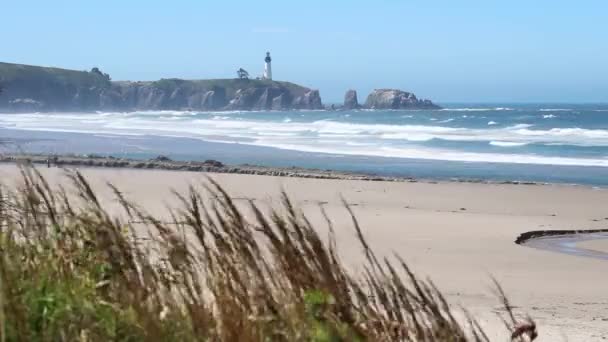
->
left=364, top=89, right=440, bottom=110
left=343, top=89, right=360, bottom=109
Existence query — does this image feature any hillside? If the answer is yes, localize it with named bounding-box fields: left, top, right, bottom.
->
left=0, top=62, right=323, bottom=112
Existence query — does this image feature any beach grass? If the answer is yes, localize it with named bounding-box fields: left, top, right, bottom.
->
left=0, top=166, right=536, bottom=341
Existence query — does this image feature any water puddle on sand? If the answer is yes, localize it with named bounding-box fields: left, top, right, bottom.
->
left=523, top=233, right=608, bottom=260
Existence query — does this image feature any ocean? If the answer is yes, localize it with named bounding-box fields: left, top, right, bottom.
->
left=1, top=103, right=608, bottom=185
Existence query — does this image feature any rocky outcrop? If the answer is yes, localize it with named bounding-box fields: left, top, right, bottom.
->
left=364, top=89, right=440, bottom=109
left=343, top=89, right=360, bottom=109
left=0, top=62, right=323, bottom=112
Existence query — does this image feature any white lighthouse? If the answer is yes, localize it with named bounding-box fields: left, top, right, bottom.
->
left=263, top=51, right=272, bottom=80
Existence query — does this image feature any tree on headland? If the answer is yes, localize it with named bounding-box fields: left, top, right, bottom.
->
left=90, top=67, right=111, bottom=81
left=236, top=68, right=249, bottom=80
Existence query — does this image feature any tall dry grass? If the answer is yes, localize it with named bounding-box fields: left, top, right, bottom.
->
left=0, top=166, right=536, bottom=341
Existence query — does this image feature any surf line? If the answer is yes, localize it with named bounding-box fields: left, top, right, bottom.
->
left=515, top=229, right=608, bottom=260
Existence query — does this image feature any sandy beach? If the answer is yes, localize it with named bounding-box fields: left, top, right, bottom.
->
left=1, top=164, right=607, bottom=341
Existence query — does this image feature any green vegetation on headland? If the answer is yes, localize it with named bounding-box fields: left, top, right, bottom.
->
left=0, top=165, right=536, bottom=341
left=0, top=61, right=440, bottom=112
left=0, top=62, right=322, bottom=111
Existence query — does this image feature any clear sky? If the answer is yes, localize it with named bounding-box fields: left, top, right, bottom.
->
left=2, top=0, right=607, bottom=103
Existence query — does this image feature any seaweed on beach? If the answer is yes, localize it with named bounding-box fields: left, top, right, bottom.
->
left=0, top=166, right=536, bottom=341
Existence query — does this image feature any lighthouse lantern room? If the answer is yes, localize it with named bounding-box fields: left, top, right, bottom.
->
left=263, top=52, right=272, bottom=80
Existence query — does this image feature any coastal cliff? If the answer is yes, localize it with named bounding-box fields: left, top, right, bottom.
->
left=0, top=62, right=323, bottom=112
left=364, top=89, right=440, bottom=109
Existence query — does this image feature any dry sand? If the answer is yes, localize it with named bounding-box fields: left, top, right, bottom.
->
left=1, top=164, right=607, bottom=341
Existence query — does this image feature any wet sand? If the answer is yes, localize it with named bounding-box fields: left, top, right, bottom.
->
left=524, top=233, right=608, bottom=260
left=1, top=164, right=607, bottom=341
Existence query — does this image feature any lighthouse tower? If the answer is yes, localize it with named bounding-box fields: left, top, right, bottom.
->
left=263, top=52, right=272, bottom=80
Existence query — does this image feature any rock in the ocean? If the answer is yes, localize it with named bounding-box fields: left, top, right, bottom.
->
left=343, top=89, right=360, bottom=109
left=364, top=89, right=440, bottom=110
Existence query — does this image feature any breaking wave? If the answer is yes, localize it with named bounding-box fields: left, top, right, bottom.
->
left=2, top=110, right=608, bottom=167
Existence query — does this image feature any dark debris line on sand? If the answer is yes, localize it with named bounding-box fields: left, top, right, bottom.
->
left=0, top=153, right=412, bottom=182
left=515, top=229, right=608, bottom=245
left=0, top=153, right=549, bottom=186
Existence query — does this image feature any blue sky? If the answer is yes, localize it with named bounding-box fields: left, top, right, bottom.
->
left=2, top=0, right=607, bottom=103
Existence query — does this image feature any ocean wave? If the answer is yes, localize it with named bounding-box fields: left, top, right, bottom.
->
left=3, top=112, right=608, bottom=167
left=539, top=108, right=572, bottom=112
left=542, top=114, right=556, bottom=119
left=3, top=112, right=608, bottom=146
left=254, top=141, right=608, bottom=167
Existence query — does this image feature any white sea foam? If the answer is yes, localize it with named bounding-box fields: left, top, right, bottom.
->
left=2, top=111, right=608, bottom=167
left=487, top=121, right=498, bottom=125
left=438, top=118, right=454, bottom=123
left=539, top=108, right=572, bottom=112
left=442, top=108, right=491, bottom=112
left=542, top=114, right=556, bottom=119
left=441, top=107, right=514, bottom=112
left=489, top=141, right=528, bottom=147
left=212, top=115, right=232, bottom=120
